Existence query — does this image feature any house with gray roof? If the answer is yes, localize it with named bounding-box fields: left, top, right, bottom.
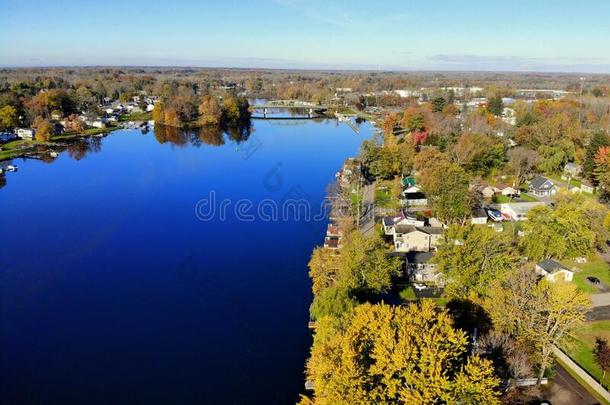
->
left=535, top=259, right=574, bottom=282
left=529, top=176, right=556, bottom=197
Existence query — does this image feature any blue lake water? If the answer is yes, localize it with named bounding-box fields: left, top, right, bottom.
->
left=0, top=119, right=371, bottom=404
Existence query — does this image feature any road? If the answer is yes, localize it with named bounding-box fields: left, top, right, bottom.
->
left=360, top=182, right=375, bottom=237
left=592, top=293, right=610, bottom=307
left=588, top=305, right=610, bottom=321
left=541, top=363, right=600, bottom=405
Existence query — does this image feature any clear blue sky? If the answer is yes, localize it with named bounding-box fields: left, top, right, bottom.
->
left=2, top=0, right=610, bottom=72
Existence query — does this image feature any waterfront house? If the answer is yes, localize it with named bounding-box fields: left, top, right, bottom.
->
left=324, top=236, right=340, bottom=250
left=16, top=128, right=36, bottom=139
left=393, top=226, right=442, bottom=253
left=406, top=252, right=442, bottom=285
left=535, top=259, right=574, bottom=282
left=382, top=212, right=425, bottom=235
left=402, top=192, right=428, bottom=207
left=529, top=176, right=556, bottom=197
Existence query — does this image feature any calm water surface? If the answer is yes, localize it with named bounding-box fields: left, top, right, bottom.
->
left=0, top=119, right=371, bottom=404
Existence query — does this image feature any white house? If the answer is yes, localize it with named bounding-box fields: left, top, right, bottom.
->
left=535, top=259, right=574, bottom=282
left=85, top=117, right=108, bottom=129
left=471, top=208, right=488, bottom=225
left=16, top=128, right=36, bottom=139
left=382, top=213, right=425, bottom=235
left=500, top=202, right=545, bottom=221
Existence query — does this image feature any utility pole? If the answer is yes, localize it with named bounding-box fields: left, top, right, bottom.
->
left=578, top=77, right=586, bottom=124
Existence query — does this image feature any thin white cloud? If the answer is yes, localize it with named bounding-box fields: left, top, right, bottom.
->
left=272, top=0, right=410, bottom=28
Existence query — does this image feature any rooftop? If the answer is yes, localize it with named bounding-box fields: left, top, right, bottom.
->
left=537, top=259, right=572, bottom=274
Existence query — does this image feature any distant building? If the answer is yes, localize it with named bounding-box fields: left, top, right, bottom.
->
left=16, top=128, right=36, bottom=139
left=502, top=107, right=516, bottom=126
left=394, top=89, right=421, bottom=98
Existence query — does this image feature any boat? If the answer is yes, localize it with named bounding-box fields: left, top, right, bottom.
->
left=6, top=165, right=18, bottom=172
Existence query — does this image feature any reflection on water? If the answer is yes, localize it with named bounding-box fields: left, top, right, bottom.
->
left=153, top=122, right=252, bottom=147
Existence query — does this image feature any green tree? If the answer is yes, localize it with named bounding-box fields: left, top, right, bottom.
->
left=303, top=301, right=500, bottom=404
left=337, top=232, right=402, bottom=294
left=418, top=162, right=471, bottom=223
left=309, top=286, right=356, bottom=321
left=487, top=96, right=504, bottom=116
left=431, top=96, right=447, bottom=113
left=584, top=130, right=610, bottom=181
left=308, top=247, right=341, bottom=296
left=520, top=196, right=597, bottom=260
left=435, top=225, right=515, bottom=300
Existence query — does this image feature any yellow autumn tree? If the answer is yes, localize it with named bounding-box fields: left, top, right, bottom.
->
left=198, top=95, right=223, bottom=126
left=302, top=301, right=500, bottom=405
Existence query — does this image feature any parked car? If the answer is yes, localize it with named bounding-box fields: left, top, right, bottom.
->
left=587, top=276, right=601, bottom=285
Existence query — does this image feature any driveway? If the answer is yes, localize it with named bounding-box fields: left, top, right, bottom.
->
left=588, top=305, right=610, bottom=321
left=592, top=293, right=610, bottom=307
left=540, top=362, right=599, bottom=405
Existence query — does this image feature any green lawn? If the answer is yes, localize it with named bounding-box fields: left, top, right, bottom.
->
left=547, top=173, right=583, bottom=188
left=563, top=320, right=610, bottom=389
left=375, top=179, right=400, bottom=209
left=492, top=193, right=538, bottom=203
left=399, top=286, right=417, bottom=301
left=570, top=258, right=610, bottom=294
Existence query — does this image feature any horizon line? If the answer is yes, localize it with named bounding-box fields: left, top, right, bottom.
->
left=1, top=64, right=609, bottom=76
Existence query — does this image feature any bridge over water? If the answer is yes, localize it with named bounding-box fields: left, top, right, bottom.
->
left=250, top=100, right=328, bottom=119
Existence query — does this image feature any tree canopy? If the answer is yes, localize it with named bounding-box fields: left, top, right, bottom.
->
left=303, top=301, right=500, bottom=405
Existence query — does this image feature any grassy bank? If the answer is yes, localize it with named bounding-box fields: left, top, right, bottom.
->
left=563, top=320, right=610, bottom=390
left=0, top=126, right=119, bottom=162
left=570, top=258, right=610, bottom=294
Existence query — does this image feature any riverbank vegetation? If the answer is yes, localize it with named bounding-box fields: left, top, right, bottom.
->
left=152, top=92, right=250, bottom=128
